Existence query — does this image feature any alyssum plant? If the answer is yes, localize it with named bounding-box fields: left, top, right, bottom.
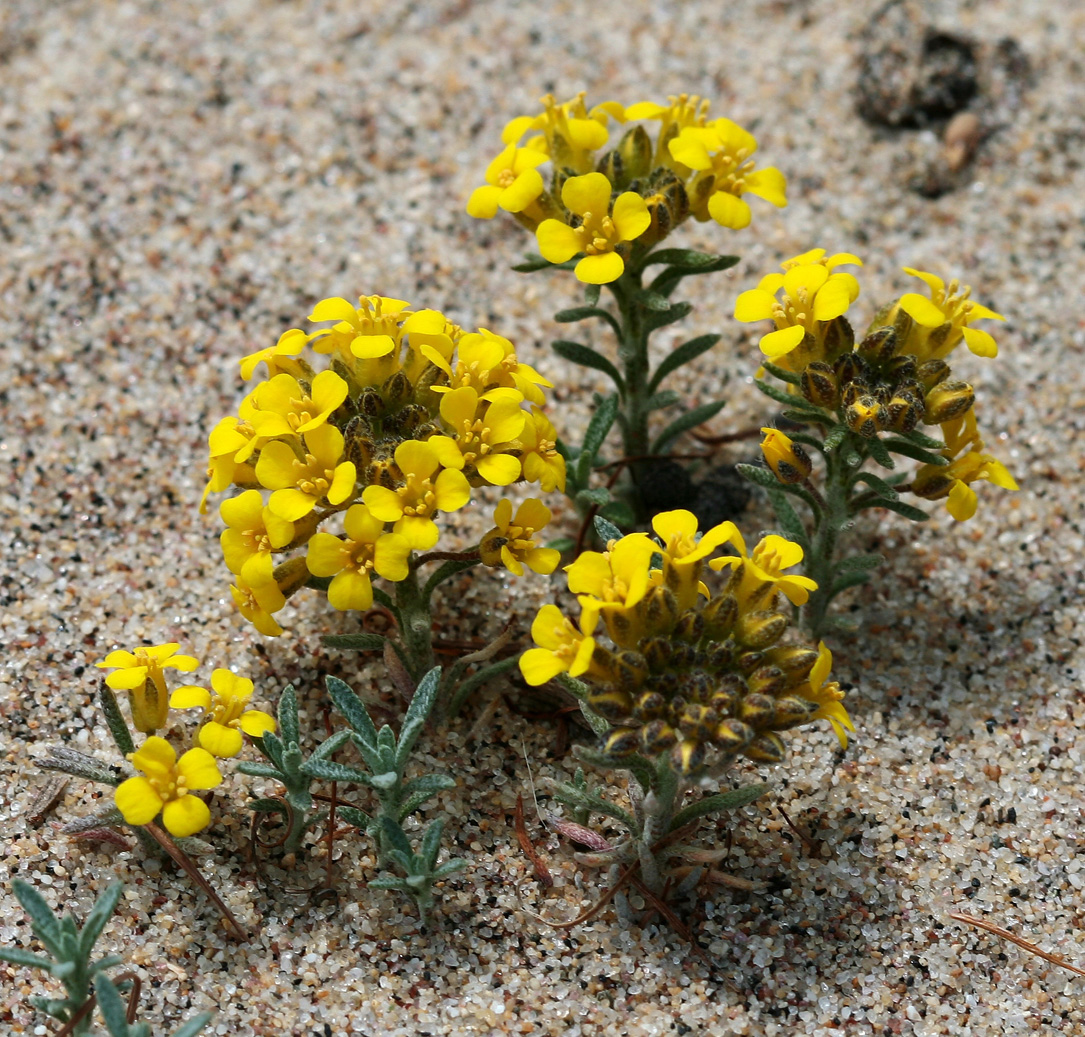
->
left=520, top=509, right=851, bottom=911
left=468, top=92, right=788, bottom=526
left=201, top=294, right=564, bottom=709
left=733, top=251, right=1018, bottom=635
left=0, top=878, right=212, bottom=1036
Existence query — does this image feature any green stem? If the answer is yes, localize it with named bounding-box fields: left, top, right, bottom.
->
left=394, top=565, right=436, bottom=684
left=634, top=758, right=683, bottom=895
left=802, top=435, right=858, bottom=637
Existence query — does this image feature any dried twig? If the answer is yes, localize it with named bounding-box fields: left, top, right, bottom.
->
left=948, top=911, right=1085, bottom=978
left=514, top=793, right=553, bottom=888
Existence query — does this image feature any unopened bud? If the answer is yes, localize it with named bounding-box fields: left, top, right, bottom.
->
left=761, top=427, right=813, bottom=484
left=273, top=557, right=311, bottom=599
left=588, top=689, right=634, bottom=722
left=670, top=738, right=705, bottom=775
left=916, top=358, right=951, bottom=390
left=735, top=610, right=789, bottom=650
left=801, top=361, right=838, bottom=407
left=640, top=719, right=678, bottom=754
left=857, top=326, right=898, bottom=366
left=923, top=380, right=974, bottom=424
left=845, top=395, right=882, bottom=437
left=743, top=732, right=786, bottom=763
left=603, top=727, right=640, bottom=757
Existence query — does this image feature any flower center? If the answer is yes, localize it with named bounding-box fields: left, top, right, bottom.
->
left=286, top=394, right=316, bottom=431
left=148, top=770, right=187, bottom=802
left=400, top=475, right=438, bottom=517
left=576, top=212, right=618, bottom=255
left=293, top=454, right=333, bottom=497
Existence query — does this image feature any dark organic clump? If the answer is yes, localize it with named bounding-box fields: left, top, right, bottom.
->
left=695, top=462, right=752, bottom=530
left=856, top=0, right=977, bottom=128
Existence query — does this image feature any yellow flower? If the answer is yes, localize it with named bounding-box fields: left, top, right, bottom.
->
left=96, top=644, right=199, bottom=735
left=734, top=254, right=862, bottom=365
left=760, top=427, right=813, bottom=484
left=709, top=531, right=818, bottom=608
left=650, top=510, right=736, bottom=611
left=114, top=737, right=222, bottom=837
left=422, top=328, right=552, bottom=406
left=239, top=328, right=312, bottom=380
left=200, top=416, right=259, bottom=514
left=256, top=424, right=357, bottom=521
left=479, top=499, right=560, bottom=577
left=466, top=143, right=548, bottom=219
left=249, top=371, right=349, bottom=439
left=428, top=386, right=526, bottom=486
left=897, top=268, right=1005, bottom=360
left=795, top=642, right=854, bottom=748
left=306, top=294, right=412, bottom=362
left=170, top=669, right=276, bottom=758
left=519, top=604, right=597, bottom=686
left=502, top=92, right=621, bottom=173
left=219, top=489, right=295, bottom=586
left=566, top=532, right=656, bottom=641
left=230, top=574, right=287, bottom=637
left=624, top=94, right=711, bottom=166
left=518, top=407, right=565, bottom=492
left=361, top=439, right=470, bottom=550
left=913, top=452, right=1018, bottom=521
left=306, top=504, right=411, bottom=611
left=668, top=117, right=787, bottom=228
left=535, top=172, right=651, bottom=284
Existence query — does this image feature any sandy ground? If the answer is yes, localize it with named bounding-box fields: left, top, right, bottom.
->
left=2, top=0, right=1084, bottom=1034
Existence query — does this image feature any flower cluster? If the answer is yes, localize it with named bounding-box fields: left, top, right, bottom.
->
left=521, top=510, right=851, bottom=775
left=739, top=253, right=1017, bottom=520
left=98, top=645, right=274, bottom=837
left=467, top=93, right=787, bottom=283
left=202, top=295, right=564, bottom=634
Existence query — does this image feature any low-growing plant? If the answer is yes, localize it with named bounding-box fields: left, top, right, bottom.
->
left=468, top=92, right=788, bottom=527
left=733, top=252, right=1018, bottom=634
left=0, top=879, right=212, bottom=1036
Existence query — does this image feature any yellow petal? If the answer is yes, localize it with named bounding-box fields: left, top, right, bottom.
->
left=105, top=668, right=148, bottom=690
left=197, top=721, right=244, bottom=758
left=161, top=795, right=212, bottom=838
left=98, top=649, right=137, bottom=669
left=268, top=488, right=317, bottom=522
left=499, top=168, right=545, bottom=212
left=327, top=463, right=357, bottom=505
left=536, top=220, right=581, bottom=264
left=812, top=278, right=852, bottom=322
left=131, top=736, right=177, bottom=773
left=362, top=484, right=404, bottom=522
left=782, top=263, right=828, bottom=299
left=169, top=685, right=212, bottom=711
left=519, top=647, right=566, bottom=687
left=946, top=480, right=977, bottom=521
left=611, top=191, right=651, bottom=241
left=395, top=439, right=439, bottom=479
left=374, top=533, right=411, bottom=582
left=742, top=167, right=787, bottom=208
left=239, top=710, right=276, bottom=737
left=707, top=192, right=751, bottom=230
left=433, top=468, right=472, bottom=509
left=560, top=171, right=612, bottom=217
left=514, top=497, right=550, bottom=531
left=220, top=489, right=265, bottom=531
left=395, top=515, right=440, bottom=550
left=306, top=532, right=348, bottom=577
left=733, top=288, right=777, bottom=323
left=327, top=569, right=374, bottom=612
left=177, top=747, right=223, bottom=790
left=114, top=777, right=164, bottom=826
left=575, top=252, right=624, bottom=285
left=309, top=297, right=358, bottom=324
left=652, top=509, right=698, bottom=544
left=902, top=267, right=945, bottom=295
left=476, top=452, right=522, bottom=486
left=526, top=547, right=561, bottom=575
left=466, top=184, right=501, bottom=219
left=759, top=325, right=806, bottom=357
left=961, top=325, right=998, bottom=358
left=899, top=292, right=947, bottom=328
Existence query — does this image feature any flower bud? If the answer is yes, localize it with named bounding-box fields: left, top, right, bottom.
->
left=801, top=361, right=838, bottom=408
left=588, top=689, right=634, bottom=722
left=772, top=696, right=819, bottom=728
left=911, top=465, right=956, bottom=500
left=761, top=427, right=813, bottom=484
left=735, top=610, right=789, bottom=650
left=640, top=719, right=678, bottom=754
left=272, top=556, right=311, bottom=599
left=923, top=380, right=974, bottom=424
left=766, top=645, right=820, bottom=681
left=820, top=315, right=855, bottom=364
left=856, top=326, right=898, bottom=365
left=916, top=358, right=951, bottom=390
left=642, top=585, right=679, bottom=638
left=845, top=395, right=882, bottom=437
left=635, top=690, right=668, bottom=720
left=714, top=718, right=754, bottom=751
left=747, top=665, right=787, bottom=698
left=834, top=352, right=868, bottom=388
left=603, top=728, right=640, bottom=757
left=671, top=739, right=705, bottom=775
left=739, top=692, right=776, bottom=728
left=672, top=609, right=704, bottom=643
left=743, top=732, right=786, bottom=763
left=613, top=651, right=649, bottom=692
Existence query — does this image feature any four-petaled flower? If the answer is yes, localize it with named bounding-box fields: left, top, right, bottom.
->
left=428, top=386, right=526, bottom=486
left=536, top=172, right=650, bottom=284
left=170, top=669, right=276, bottom=758
left=795, top=642, right=855, bottom=748
left=200, top=415, right=259, bottom=514
left=306, top=504, right=411, bottom=611
left=650, top=510, right=736, bottom=611
left=306, top=295, right=412, bottom=362
left=479, top=498, right=560, bottom=577
left=362, top=439, right=470, bottom=550
left=220, top=489, right=295, bottom=586
left=466, top=143, right=548, bottom=219
left=897, top=267, right=1005, bottom=360
left=256, top=424, right=356, bottom=521
left=519, top=604, right=597, bottom=686
left=565, top=532, right=657, bottom=640
left=734, top=253, right=862, bottom=363
left=519, top=407, right=566, bottom=492
left=96, top=643, right=199, bottom=734
left=230, top=574, right=287, bottom=637
left=249, top=371, right=348, bottom=439
left=668, top=118, right=787, bottom=229
left=114, top=736, right=222, bottom=838
left=709, top=531, right=818, bottom=608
